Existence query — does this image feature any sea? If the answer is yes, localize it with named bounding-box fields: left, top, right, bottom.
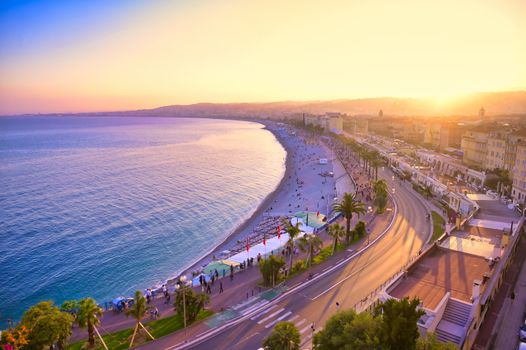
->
left=0, top=116, right=286, bottom=326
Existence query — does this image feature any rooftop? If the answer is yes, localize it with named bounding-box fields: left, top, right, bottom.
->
left=389, top=247, right=493, bottom=309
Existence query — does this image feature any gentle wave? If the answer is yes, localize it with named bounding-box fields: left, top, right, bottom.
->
left=0, top=116, right=286, bottom=326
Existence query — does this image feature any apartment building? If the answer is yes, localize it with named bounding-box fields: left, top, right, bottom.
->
left=513, top=143, right=526, bottom=204
left=424, top=122, right=463, bottom=151
left=485, top=134, right=507, bottom=170
left=379, top=196, right=523, bottom=349
left=304, top=113, right=344, bottom=133
left=461, top=129, right=489, bottom=168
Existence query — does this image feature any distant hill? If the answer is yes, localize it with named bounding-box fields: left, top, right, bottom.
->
left=115, top=91, right=526, bottom=119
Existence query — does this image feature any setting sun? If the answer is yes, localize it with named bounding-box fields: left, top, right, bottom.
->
left=1, top=0, right=525, bottom=114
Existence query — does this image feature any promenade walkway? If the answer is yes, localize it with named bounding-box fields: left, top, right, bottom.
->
left=70, top=129, right=394, bottom=348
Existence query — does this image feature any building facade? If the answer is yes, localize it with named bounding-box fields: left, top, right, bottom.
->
left=513, top=143, right=526, bottom=205
left=461, top=130, right=489, bottom=168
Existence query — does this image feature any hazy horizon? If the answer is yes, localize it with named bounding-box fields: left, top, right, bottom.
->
left=1, top=0, right=525, bottom=115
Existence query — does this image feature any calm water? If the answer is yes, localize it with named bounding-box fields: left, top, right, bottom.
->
left=0, top=116, right=286, bottom=325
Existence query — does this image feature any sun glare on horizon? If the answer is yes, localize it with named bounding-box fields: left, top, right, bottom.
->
left=0, top=0, right=525, bottom=114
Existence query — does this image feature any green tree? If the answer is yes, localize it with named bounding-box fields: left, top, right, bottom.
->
left=374, top=297, right=425, bottom=350
left=262, top=321, right=301, bottom=350
left=259, top=255, right=286, bottom=287
left=373, top=180, right=389, bottom=213
left=371, top=157, right=383, bottom=180
left=286, top=222, right=302, bottom=272
left=126, top=291, right=154, bottom=347
left=423, top=185, right=433, bottom=199
left=313, top=309, right=380, bottom=350
left=417, top=333, right=458, bottom=350
left=373, top=179, right=388, bottom=197
left=327, top=223, right=345, bottom=254
left=333, top=193, right=366, bottom=244
left=20, top=301, right=74, bottom=350
left=352, top=221, right=367, bottom=240
left=298, top=233, right=323, bottom=267
left=76, top=298, right=103, bottom=348
left=174, top=287, right=210, bottom=324
left=60, top=300, right=80, bottom=313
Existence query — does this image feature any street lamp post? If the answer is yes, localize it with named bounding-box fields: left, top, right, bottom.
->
left=176, top=275, right=188, bottom=339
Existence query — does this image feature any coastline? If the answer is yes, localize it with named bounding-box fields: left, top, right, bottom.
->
left=164, top=121, right=293, bottom=285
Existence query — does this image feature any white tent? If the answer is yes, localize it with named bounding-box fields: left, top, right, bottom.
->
left=228, top=233, right=291, bottom=264
left=290, top=217, right=315, bottom=234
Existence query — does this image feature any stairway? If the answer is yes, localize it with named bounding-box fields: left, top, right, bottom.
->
left=435, top=298, right=472, bottom=346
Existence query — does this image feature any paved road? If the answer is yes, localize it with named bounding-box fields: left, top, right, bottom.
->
left=179, top=167, right=430, bottom=350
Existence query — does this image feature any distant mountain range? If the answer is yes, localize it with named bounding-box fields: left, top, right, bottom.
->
left=115, top=91, right=526, bottom=119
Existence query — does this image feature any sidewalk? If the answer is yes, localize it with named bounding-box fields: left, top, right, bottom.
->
left=472, top=233, right=526, bottom=350
left=70, top=133, right=394, bottom=347
left=135, top=202, right=395, bottom=350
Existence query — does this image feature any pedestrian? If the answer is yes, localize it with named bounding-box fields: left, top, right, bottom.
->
left=165, top=293, right=171, bottom=305
left=219, top=281, right=224, bottom=293
left=206, top=283, right=212, bottom=294
left=336, top=302, right=340, bottom=311
left=230, top=271, right=234, bottom=281
left=511, top=291, right=516, bottom=301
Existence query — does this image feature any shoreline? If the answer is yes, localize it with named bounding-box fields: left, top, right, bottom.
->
left=163, top=121, right=293, bottom=286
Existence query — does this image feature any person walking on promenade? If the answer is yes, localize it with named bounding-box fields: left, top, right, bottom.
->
left=219, top=281, right=224, bottom=293
left=206, top=282, right=212, bottom=294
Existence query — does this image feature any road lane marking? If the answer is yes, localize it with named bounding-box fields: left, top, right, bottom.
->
left=240, top=300, right=269, bottom=315
left=295, top=318, right=306, bottom=328
left=257, top=308, right=285, bottom=325
left=322, top=266, right=332, bottom=272
left=250, top=304, right=279, bottom=321
left=286, top=315, right=299, bottom=323
left=232, top=297, right=260, bottom=310
left=264, top=311, right=292, bottom=328
left=299, top=324, right=311, bottom=334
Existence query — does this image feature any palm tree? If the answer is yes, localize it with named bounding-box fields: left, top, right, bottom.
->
left=327, top=223, right=345, bottom=255
left=76, top=298, right=103, bottom=348
left=373, top=180, right=388, bottom=198
left=371, top=158, right=382, bottom=180
left=126, top=290, right=154, bottom=348
left=333, top=193, right=366, bottom=244
left=286, top=222, right=302, bottom=272
left=298, top=234, right=323, bottom=267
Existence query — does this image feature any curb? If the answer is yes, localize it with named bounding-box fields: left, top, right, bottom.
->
left=170, top=188, right=400, bottom=350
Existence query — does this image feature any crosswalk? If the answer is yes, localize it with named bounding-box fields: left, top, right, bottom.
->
left=246, top=302, right=315, bottom=347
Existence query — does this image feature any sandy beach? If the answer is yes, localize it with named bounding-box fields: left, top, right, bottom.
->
left=159, top=121, right=355, bottom=290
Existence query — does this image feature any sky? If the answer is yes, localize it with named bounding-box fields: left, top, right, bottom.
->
left=0, top=0, right=525, bottom=114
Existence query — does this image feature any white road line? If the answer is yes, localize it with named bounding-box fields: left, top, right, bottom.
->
left=265, top=311, right=292, bottom=328
left=240, top=300, right=269, bottom=315
left=250, top=304, right=279, bottom=321
left=257, top=308, right=285, bottom=325
left=294, top=318, right=307, bottom=328
left=322, top=266, right=332, bottom=272
left=286, top=314, right=299, bottom=323
left=232, top=297, right=259, bottom=310
left=299, top=324, right=312, bottom=334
